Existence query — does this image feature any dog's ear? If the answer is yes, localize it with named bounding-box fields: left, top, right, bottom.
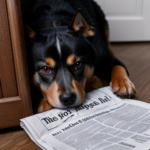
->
left=69, top=9, right=95, bottom=37
left=23, top=23, right=36, bottom=39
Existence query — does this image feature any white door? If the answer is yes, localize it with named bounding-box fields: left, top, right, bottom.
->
left=95, top=0, right=150, bottom=42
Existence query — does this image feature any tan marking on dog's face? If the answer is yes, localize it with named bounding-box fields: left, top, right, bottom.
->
left=71, top=65, right=94, bottom=102
left=85, top=65, right=94, bottom=80
left=67, top=55, right=76, bottom=65
left=84, top=65, right=95, bottom=91
left=38, top=99, right=53, bottom=113
left=32, top=72, right=40, bottom=88
left=71, top=65, right=94, bottom=103
left=40, top=81, right=60, bottom=108
left=45, top=58, right=56, bottom=68
left=72, top=79, right=85, bottom=103
left=53, top=22, right=56, bottom=27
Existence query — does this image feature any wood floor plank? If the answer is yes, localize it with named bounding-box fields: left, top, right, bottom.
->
left=0, top=128, right=40, bottom=149
left=0, top=79, right=2, bottom=98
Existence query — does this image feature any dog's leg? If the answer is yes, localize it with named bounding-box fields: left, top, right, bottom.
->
left=104, top=26, right=136, bottom=98
left=92, top=1, right=136, bottom=98
left=110, top=65, right=136, bottom=98
left=38, top=99, right=53, bottom=113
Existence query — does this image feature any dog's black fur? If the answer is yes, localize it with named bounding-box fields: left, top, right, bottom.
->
left=21, top=0, right=133, bottom=113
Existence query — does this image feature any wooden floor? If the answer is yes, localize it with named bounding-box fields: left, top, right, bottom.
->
left=1, top=42, right=150, bottom=149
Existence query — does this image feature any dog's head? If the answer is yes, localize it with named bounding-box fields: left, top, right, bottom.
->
left=26, top=10, right=96, bottom=109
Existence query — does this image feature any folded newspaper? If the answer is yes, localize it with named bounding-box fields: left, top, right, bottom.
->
left=21, top=86, right=150, bottom=150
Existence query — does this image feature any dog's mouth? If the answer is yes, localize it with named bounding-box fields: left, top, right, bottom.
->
left=43, top=91, right=84, bottom=109
left=39, top=79, right=86, bottom=109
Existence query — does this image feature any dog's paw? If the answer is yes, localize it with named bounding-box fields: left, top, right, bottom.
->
left=110, top=78, right=136, bottom=98
left=38, top=100, right=53, bottom=113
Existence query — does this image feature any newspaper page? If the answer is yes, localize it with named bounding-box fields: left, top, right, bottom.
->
left=21, top=87, right=150, bottom=150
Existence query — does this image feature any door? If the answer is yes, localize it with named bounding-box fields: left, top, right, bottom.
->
left=95, top=0, right=150, bottom=42
left=0, top=0, right=33, bottom=129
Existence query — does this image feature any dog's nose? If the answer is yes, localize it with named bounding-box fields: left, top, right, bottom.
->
left=60, top=93, right=76, bottom=106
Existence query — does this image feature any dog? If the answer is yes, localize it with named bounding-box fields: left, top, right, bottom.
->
left=21, top=0, right=136, bottom=113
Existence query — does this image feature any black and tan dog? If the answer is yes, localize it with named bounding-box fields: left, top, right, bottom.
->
left=21, top=0, right=136, bottom=113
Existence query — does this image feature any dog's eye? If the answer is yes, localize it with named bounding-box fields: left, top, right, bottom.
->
left=41, top=66, right=51, bottom=74
left=75, top=61, right=82, bottom=70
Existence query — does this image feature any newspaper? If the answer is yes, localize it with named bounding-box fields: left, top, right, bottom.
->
left=20, top=86, right=150, bottom=150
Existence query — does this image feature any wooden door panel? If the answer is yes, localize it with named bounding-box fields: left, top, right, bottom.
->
left=0, top=80, right=2, bottom=98
left=0, top=0, right=33, bottom=129
left=0, top=0, right=18, bottom=97
left=6, top=0, right=33, bottom=117
left=0, top=97, right=23, bottom=129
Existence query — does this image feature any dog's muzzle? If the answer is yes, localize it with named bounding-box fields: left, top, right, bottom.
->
left=59, top=92, right=76, bottom=106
